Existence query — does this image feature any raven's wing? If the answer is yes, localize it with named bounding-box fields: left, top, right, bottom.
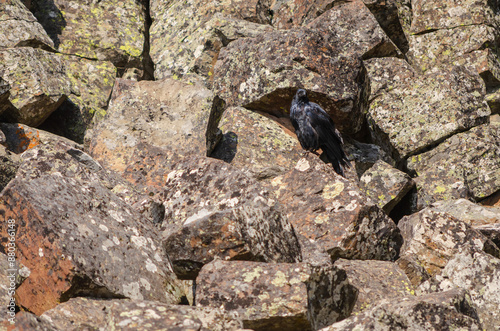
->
left=306, top=102, right=349, bottom=174
left=290, top=100, right=319, bottom=151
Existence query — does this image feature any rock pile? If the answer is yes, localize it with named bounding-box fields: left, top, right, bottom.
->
left=1, top=0, right=499, bottom=330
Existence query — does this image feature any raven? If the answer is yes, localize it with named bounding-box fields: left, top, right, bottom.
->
left=290, top=89, right=349, bottom=176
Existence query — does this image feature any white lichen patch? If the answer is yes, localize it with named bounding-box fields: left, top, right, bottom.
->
left=38, top=248, right=44, bottom=257
left=271, top=270, right=288, bottom=287
left=123, top=282, right=143, bottom=300
left=99, top=224, right=109, bottom=232
left=145, top=258, right=158, bottom=273
left=101, top=239, right=115, bottom=252
left=184, top=208, right=212, bottom=225
left=109, top=210, right=125, bottom=223
left=131, top=235, right=148, bottom=248
left=243, top=266, right=263, bottom=282
left=295, top=158, right=310, bottom=171
left=322, top=182, right=345, bottom=200
left=140, top=278, right=152, bottom=291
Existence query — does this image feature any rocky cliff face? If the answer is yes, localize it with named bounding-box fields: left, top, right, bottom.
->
left=1, top=0, right=500, bottom=330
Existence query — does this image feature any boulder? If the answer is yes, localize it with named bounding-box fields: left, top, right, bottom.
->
left=2, top=311, right=60, bottom=330
left=418, top=251, right=500, bottom=330
left=407, top=122, right=500, bottom=208
left=150, top=0, right=273, bottom=80
left=322, top=288, right=482, bottom=330
left=270, top=154, right=402, bottom=261
left=41, top=297, right=244, bottom=331
left=359, top=160, right=414, bottom=214
left=196, top=260, right=356, bottom=331
left=210, top=106, right=303, bottom=181
left=30, top=0, right=146, bottom=74
left=270, top=0, right=335, bottom=29
left=87, top=76, right=225, bottom=173
left=343, top=138, right=394, bottom=177
left=396, top=255, right=431, bottom=287
left=367, top=64, right=490, bottom=161
left=0, top=142, right=183, bottom=315
left=397, top=208, right=500, bottom=277
left=0, top=144, right=21, bottom=191
left=334, top=259, right=415, bottom=313
left=0, top=0, right=54, bottom=49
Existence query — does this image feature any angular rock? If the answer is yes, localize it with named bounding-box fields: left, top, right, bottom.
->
left=88, top=76, right=225, bottom=173
left=0, top=144, right=21, bottom=191
left=150, top=0, right=273, bottom=80
left=270, top=0, right=336, bottom=29
left=368, top=64, right=490, bottom=160
left=196, top=260, right=356, bottom=331
left=210, top=106, right=303, bottom=180
left=429, top=199, right=500, bottom=247
left=0, top=48, right=71, bottom=127
left=408, top=122, right=500, bottom=207
left=42, top=297, right=244, bottom=331
left=157, top=155, right=301, bottom=279
left=396, top=255, right=431, bottom=287
left=270, top=154, right=402, bottom=261
left=334, top=259, right=415, bottom=314
left=364, top=57, right=416, bottom=101
left=419, top=251, right=500, bottom=330
left=30, top=0, right=146, bottom=73
left=322, top=289, right=482, bottom=330
left=359, top=160, right=414, bottom=214
left=213, top=30, right=368, bottom=135
left=0, top=142, right=182, bottom=315
left=2, top=311, right=60, bottom=331
left=397, top=208, right=500, bottom=277
left=0, top=0, right=54, bottom=49
left=343, top=138, right=394, bottom=177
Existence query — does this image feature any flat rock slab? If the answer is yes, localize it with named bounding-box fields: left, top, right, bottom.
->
left=88, top=76, right=225, bottom=173
left=270, top=154, right=402, bottom=261
left=210, top=106, right=303, bottom=180
left=368, top=64, right=490, bottom=160
left=398, top=208, right=500, bottom=277
left=0, top=0, right=54, bottom=49
left=334, top=259, right=415, bottom=314
left=0, top=142, right=182, bottom=315
left=322, top=288, right=482, bottom=330
left=408, top=122, right=500, bottom=208
left=41, top=297, right=244, bottom=331
left=150, top=0, right=273, bottom=80
left=419, top=251, right=500, bottom=330
left=30, top=0, right=146, bottom=70
left=359, top=160, right=414, bottom=214
left=196, top=260, right=356, bottom=331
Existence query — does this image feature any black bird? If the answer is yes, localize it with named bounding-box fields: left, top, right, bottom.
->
left=290, top=89, right=349, bottom=176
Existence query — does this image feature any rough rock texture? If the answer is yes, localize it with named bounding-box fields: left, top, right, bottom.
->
left=30, top=0, right=146, bottom=74
left=396, top=255, right=431, bottom=288
left=397, top=208, right=500, bottom=277
left=418, top=251, right=500, bottom=330
left=0, top=142, right=183, bottom=315
left=150, top=0, right=273, bottom=80
left=408, top=122, right=500, bottom=208
left=270, top=0, right=335, bottom=29
left=0, top=144, right=21, bottom=191
left=334, top=259, right=415, bottom=314
left=211, top=106, right=303, bottom=180
left=322, top=289, right=482, bottom=330
left=0, top=0, right=54, bottom=49
left=364, top=57, right=416, bottom=101
left=88, top=76, right=225, bottom=173
left=343, top=139, right=394, bottom=177
left=41, top=297, right=244, bottom=331
left=196, top=260, right=356, bottom=331
left=1, top=311, right=59, bottom=331
left=359, top=160, right=414, bottom=214
left=367, top=64, right=490, bottom=161
left=270, top=154, right=402, bottom=261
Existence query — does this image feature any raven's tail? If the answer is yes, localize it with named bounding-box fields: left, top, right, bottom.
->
left=321, top=138, right=350, bottom=177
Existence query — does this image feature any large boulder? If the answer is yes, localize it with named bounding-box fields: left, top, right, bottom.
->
left=407, top=122, right=500, bottom=208
left=367, top=63, right=490, bottom=160
left=196, top=260, right=356, bottom=331
left=270, top=154, right=402, bottom=261
left=87, top=76, right=225, bottom=173
left=29, top=0, right=147, bottom=75
left=0, top=142, right=183, bottom=315
left=0, top=0, right=54, bottom=49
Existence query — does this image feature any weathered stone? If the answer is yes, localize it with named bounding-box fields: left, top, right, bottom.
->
left=334, top=259, right=415, bottom=314
left=2, top=311, right=60, bottom=331
left=396, top=255, right=431, bottom=287
left=0, top=145, right=21, bottom=191
left=210, top=106, right=303, bottom=181
left=30, top=0, right=146, bottom=72
left=270, top=0, right=336, bottom=29
left=343, top=139, right=394, bottom=177
left=270, top=154, right=402, bottom=261
left=88, top=76, right=225, bottom=173
left=322, top=289, right=482, bottom=330
left=41, top=297, right=244, bottom=331
left=398, top=208, right=500, bottom=277
left=158, top=155, right=301, bottom=279
left=150, top=0, right=273, bottom=80
left=408, top=122, right=500, bottom=207
left=196, top=260, right=356, bottom=331
left=367, top=65, right=490, bottom=160
left=419, top=251, right=500, bottom=330
left=364, top=57, right=416, bottom=101
left=429, top=199, right=500, bottom=247
left=359, top=160, right=414, bottom=214
left=0, top=142, right=183, bottom=315
left=0, top=0, right=54, bottom=49
left=213, top=29, right=367, bottom=135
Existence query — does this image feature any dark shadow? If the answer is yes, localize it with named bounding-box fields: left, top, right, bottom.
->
left=388, top=186, right=418, bottom=224
left=29, top=0, right=67, bottom=49
left=209, top=131, right=238, bottom=163
left=38, top=99, right=86, bottom=144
